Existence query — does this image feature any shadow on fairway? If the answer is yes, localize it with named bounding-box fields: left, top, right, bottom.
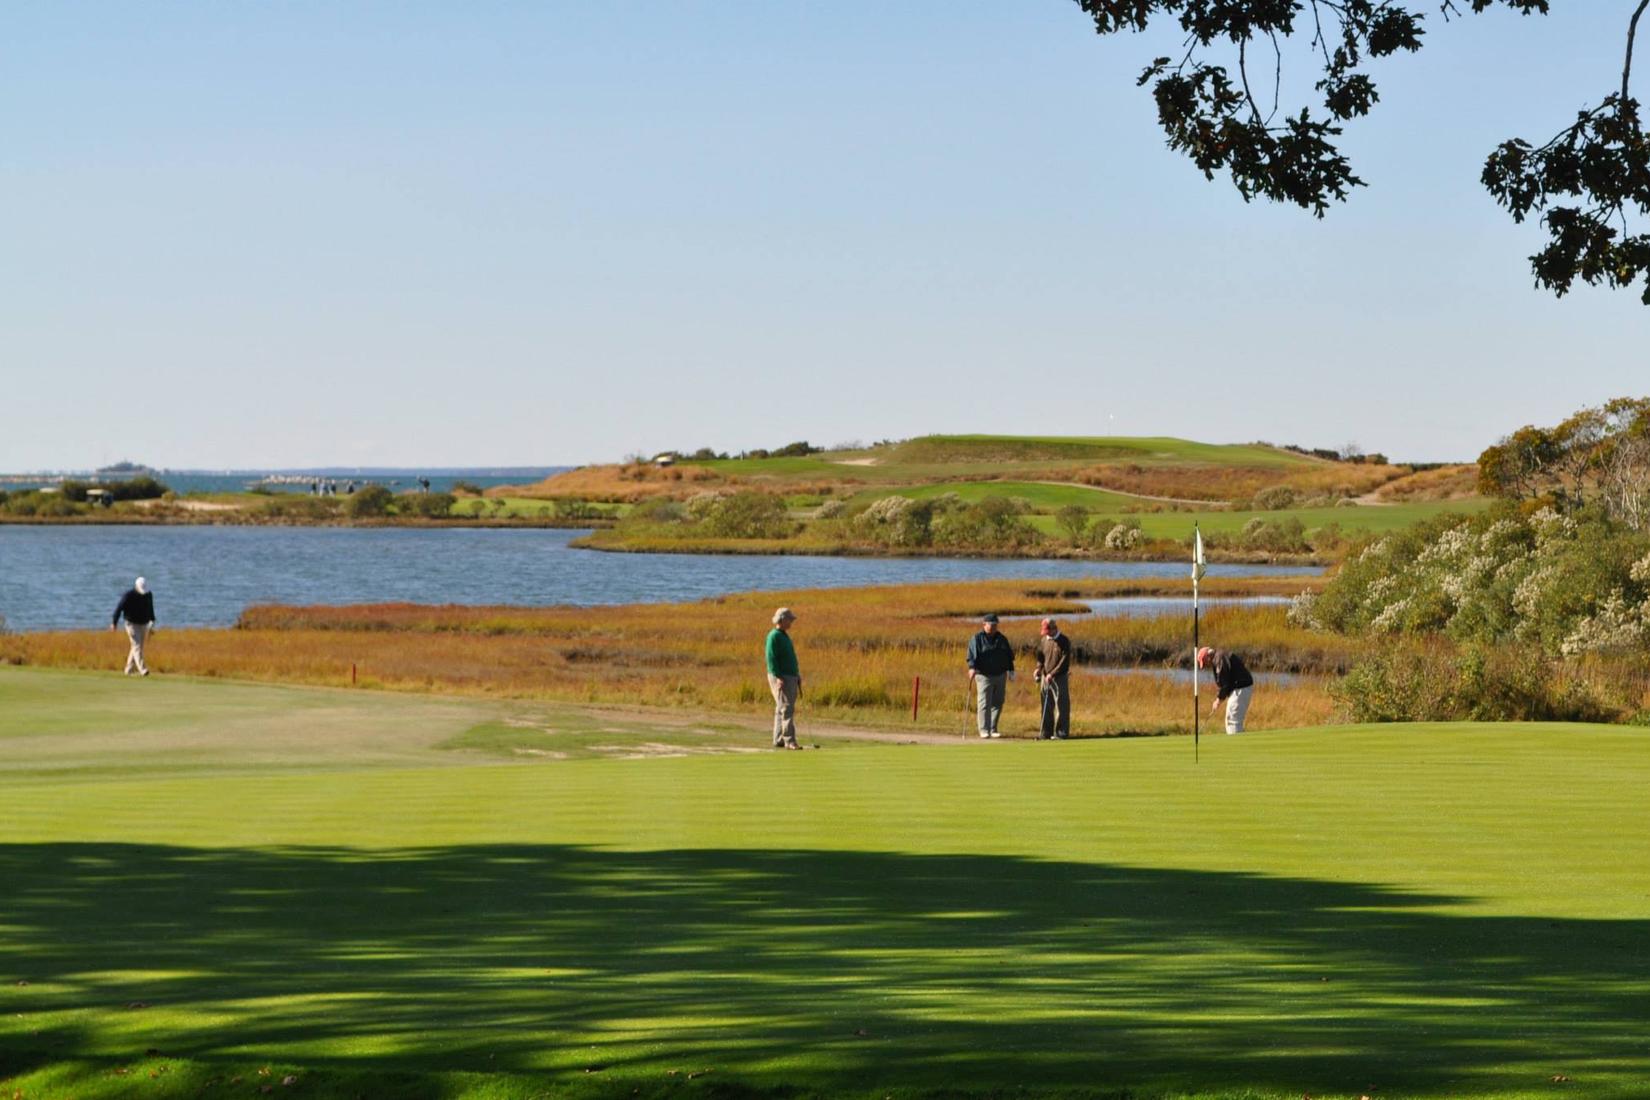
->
left=1, top=843, right=1646, bottom=1097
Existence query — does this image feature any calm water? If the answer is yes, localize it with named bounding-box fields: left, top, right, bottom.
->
left=1004, top=595, right=1293, bottom=622
left=0, top=526, right=1317, bottom=632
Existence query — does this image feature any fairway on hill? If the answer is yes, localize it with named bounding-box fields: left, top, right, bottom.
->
left=2, top=667, right=1646, bottom=1099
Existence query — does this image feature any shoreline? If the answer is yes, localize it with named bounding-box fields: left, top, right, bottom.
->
left=0, top=513, right=1326, bottom=564
left=566, top=536, right=1326, bottom=566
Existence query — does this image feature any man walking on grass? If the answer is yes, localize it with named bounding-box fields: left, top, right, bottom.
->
left=765, top=607, right=803, bottom=750
left=966, top=613, right=1015, bottom=738
left=1034, top=617, right=1072, bottom=740
left=1197, top=646, right=1255, bottom=733
left=110, top=576, right=157, bottom=676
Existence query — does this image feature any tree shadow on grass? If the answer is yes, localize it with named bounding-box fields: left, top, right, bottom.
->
left=0, top=843, right=1646, bottom=1097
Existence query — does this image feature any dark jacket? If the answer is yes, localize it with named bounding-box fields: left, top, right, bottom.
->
left=1035, top=632, right=1071, bottom=681
left=966, top=630, right=1015, bottom=676
left=113, top=588, right=155, bottom=627
left=1211, top=651, right=1253, bottom=700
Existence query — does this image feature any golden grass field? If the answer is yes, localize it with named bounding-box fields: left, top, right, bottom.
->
left=0, top=577, right=1343, bottom=736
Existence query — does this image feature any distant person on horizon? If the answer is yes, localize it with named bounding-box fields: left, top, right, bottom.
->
left=110, top=576, right=156, bottom=677
left=765, top=607, right=803, bottom=750
left=966, top=613, right=1015, bottom=738
left=1197, top=646, right=1254, bottom=734
left=1033, top=618, right=1072, bottom=740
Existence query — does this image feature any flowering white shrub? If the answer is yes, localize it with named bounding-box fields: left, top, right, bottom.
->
left=1311, top=506, right=1650, bottom=658
left=1103, top=522, right=1142, bottom=551
left=1561, top=593, right=1649, bottom=656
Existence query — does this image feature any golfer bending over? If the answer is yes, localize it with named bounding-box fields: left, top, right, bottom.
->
left=966, top=613, right=1015, bottom=738
left=1033, top=617, right=1072, bottom=740
left=111, top=576, right=157, bottom=677
left=1196, top=646, right=1254, bottom=734
left=765, top=607, right=803, bottom=750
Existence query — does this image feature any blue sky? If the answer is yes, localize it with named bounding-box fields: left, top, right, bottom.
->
left=3, top=2, right=1644, bottom=468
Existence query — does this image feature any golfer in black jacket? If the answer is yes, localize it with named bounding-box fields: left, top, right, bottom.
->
left=1196, top=646, right=1254, bottom=733
left=111, top=577, right=157, bottom=676
left=966, top=613, right=1015, bottom=738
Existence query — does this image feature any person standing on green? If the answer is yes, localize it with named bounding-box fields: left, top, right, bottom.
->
left=765, top=607, right=803, bottom=750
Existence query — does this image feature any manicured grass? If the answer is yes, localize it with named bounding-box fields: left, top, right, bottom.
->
left=2, top=667, right=1646, bottom=1099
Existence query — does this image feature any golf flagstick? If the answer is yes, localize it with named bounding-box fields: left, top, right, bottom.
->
left=1192, top=524, right=1206, bottom=763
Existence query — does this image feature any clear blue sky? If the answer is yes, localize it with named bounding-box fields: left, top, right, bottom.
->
left=4, top=2, right=1644, bottom=468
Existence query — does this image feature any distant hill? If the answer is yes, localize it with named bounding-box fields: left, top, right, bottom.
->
left=512, top=434, right=1404, bottom=505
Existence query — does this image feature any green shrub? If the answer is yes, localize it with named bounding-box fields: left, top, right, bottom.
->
left=855, top=496, right=933, bottom=547
left=1331, top=639, right=1632, bottom=723
left=551, top=499, right=601, bottom=521
left=1330, top=640, right=1461, bottom=722
left=701, top=492, right=792, bottom=539
left=405, top=492, right=456, bottom=518
left=929, top=496, right=1041, bottom=550
left=624, top=499, right=686, bottom=525
left=1241, top=517, right=1309, bottom=553
left=110, top=476, right=170, bottom=501
left=1252, top=486, right=1298, bottom=510
left=1054, top=505, right=1090, bottom=544
left=1, top=490, right=79, bottom=517
left=260, top=496, right=339, bottom=520
left=345, top=485, right=395, bottom=518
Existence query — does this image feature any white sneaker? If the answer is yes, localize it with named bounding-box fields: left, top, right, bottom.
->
left=978, top=732, right=990, bottom=739
left=988, top=731, right=1001, bottom=739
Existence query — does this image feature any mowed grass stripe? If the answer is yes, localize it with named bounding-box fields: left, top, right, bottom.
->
left=5, top=726, right=1644, bottom=913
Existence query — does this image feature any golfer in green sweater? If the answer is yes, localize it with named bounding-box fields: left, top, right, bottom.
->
left=765, top=607, right=803, bottom=750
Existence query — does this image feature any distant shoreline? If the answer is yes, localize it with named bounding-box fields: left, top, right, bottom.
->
left=0, top=514, right=608, bottom=531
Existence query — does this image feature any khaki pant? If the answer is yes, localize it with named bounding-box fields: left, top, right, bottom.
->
left=975, top=672, right=1007, bottom=736
left=769, top=674, right=800, bottom=747
left=1225, top=685, right=1252, bottom=733
left=124, top=622, right=150, bottom=675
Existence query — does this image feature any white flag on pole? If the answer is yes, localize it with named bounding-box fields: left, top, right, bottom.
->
left=1192, top=526, right=1207, bottom=582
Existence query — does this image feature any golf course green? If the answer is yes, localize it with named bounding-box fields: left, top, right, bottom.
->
left=2, top=667, right=1646, bottom=1099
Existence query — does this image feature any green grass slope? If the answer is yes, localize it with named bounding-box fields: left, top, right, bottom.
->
left=2, top=667, right=1645, bottom=1099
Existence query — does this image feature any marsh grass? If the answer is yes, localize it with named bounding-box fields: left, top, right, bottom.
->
left=0, top=578, right=1339, bottom=735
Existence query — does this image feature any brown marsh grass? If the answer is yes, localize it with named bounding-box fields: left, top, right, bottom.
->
left=1, top=577, right=1338, bottom=737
